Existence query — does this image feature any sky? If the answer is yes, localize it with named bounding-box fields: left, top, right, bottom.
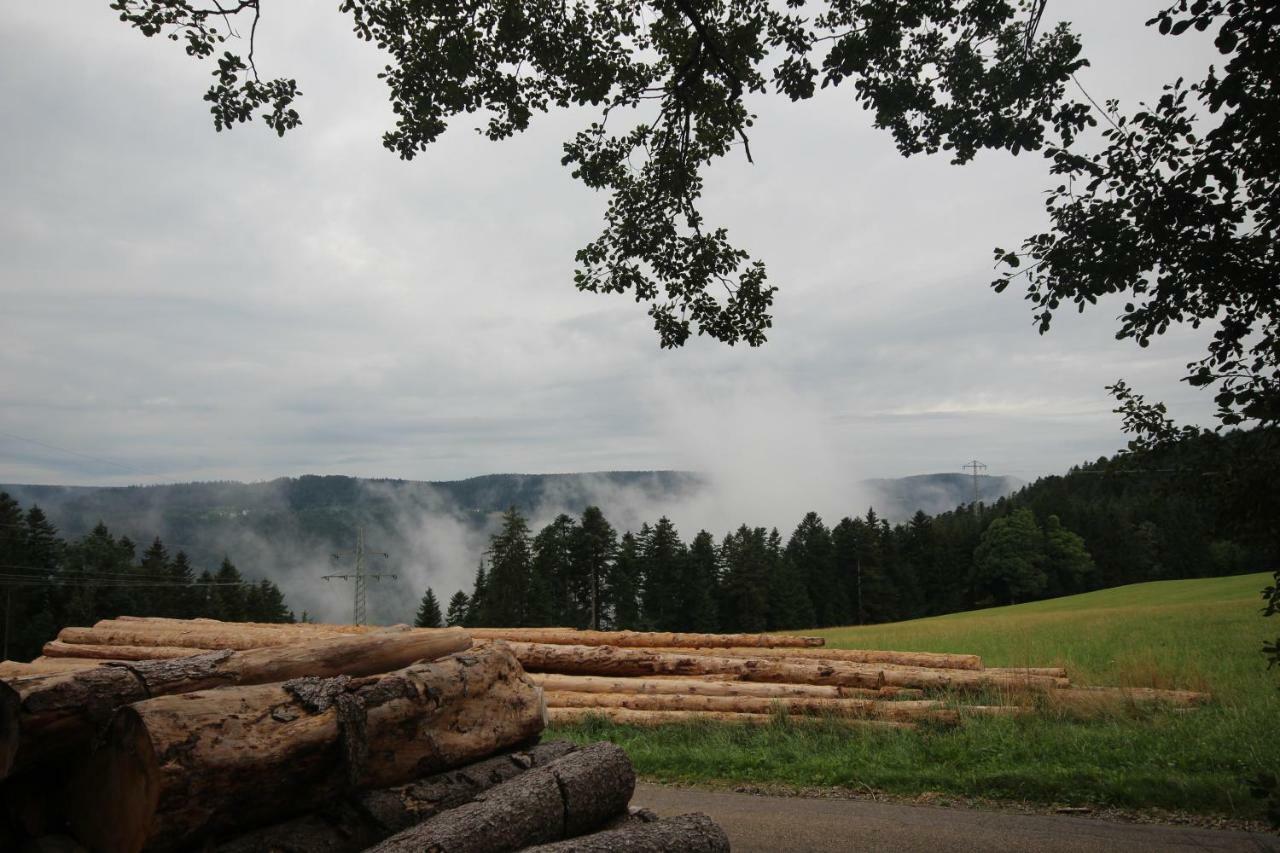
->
left=1, top=2, right=1225, bottom=512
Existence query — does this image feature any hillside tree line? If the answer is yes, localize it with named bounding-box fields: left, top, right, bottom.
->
left=0, top=493, right=295, bottom=661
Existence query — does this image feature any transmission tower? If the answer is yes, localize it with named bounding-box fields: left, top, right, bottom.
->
left=962, top=460, right=988, bottom=505
left=322, top=526, right=396, bottom=626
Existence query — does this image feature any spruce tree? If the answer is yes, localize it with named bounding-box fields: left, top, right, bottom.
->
left=415, top=587, right=443, bottom=628
left=681, top=530, right=720, bottom=632
left=465, top=563, right=489, bottom=627
left=608, top=531, right=643, bottom=630
left=531, top=514, right=577, bottom=626
left=211, top=558, right=247, bottom=621
left=137, top=537, right=170, bottom=616
left=445, top=590, right=470, bottom=627
left=718, top=526, right=770, bottom=632
left=168, top=551, right=198, bottom=618
left=785, top=512, right=846, bottom=627
left=484, top=507, right=534, bottom=626
left=640, top=516, right=686, bottom=632
left=572, top=506, right=616, bottom=630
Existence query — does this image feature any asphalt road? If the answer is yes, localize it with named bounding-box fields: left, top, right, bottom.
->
left=632, top=783, right=1280, bottom=853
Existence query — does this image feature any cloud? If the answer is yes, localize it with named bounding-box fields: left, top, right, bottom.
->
left=0, top=1, right=1224, bottom=504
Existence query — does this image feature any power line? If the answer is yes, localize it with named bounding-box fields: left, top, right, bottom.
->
left=0, top=427, right=146, bottom=475
left=322, top=526, right=396, bottom=626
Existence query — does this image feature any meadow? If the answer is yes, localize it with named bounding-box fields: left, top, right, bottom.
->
left=550, top=572, right=1280, bottom=819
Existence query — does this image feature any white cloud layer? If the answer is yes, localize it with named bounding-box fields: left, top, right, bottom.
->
left=1, top=2, right=1223, bottom=512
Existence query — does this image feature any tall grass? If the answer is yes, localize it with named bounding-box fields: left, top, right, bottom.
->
left=550, top=573, right=1280, bottom=818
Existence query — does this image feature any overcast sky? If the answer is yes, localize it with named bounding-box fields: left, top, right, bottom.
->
left=1, top=3, right=1223, bottom=505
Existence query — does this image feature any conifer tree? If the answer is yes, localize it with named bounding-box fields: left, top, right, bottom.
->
left=168, top=551, right=197, bottom=618
left=414, top=587, right=443, bottom=628
left=211, top=557, right=247, bottom=621
left=531, top=514, right=578, bottom=626
left=768, top=526, right=815, bottom=630
left=681, top=530, right=720, bottom=632
left=640, top=516, right=686, bottom=631
left=137, top=537, right=170, bottom=616
left=608, top=531, right=643, bottom=630
left=484, top=507, right=534, bottom=626
left=445, top=590, right=470, bottom=627
left=786, top=512, right=846, bottom=627
left=465, top=563, right=489, bottom=627
left=573, top=506, right=616, bottom=630
left=719, top=526, right=770, bottom=633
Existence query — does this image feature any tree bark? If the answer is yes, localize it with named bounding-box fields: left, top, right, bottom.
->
left=41, top=640, right=206, bottom=660
left=987, top=666, right=1068, bottom=678
left=520, top=813, right=730, bottom=853
left=3, top=630, right=471, bottom=781
left=528, top=673, right=917, bottom=700
left=542, top=691, right=955, bottom=724
left=365, top=741, right=634, bottom=853
left=213, top=741, right=579, bottom=853
left=66, top=644, right=544, bottom=853
left=1049, top=686, right=1209, bottom=709
left=505, top=643, right=885, bottom=689
left=547, top=707, right=916, bottom=730
left=645, top=645, right=982, bottom=670
left=469, top=628, right=822, bottom=648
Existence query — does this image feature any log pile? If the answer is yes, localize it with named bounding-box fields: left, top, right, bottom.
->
left=15, top=617, right=1212, bottom=737
left=0, top=618, right=730, bottom=852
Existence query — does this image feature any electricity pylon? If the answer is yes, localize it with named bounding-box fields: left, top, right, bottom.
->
left=962, top=460, right=988, bottom=505
left=322, top=526, right=396, bottom=626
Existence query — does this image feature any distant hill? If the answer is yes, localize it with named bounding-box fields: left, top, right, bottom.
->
left=863, top=473, right=1023, bottom=519
left=0, top=470, right=1019, bottom=623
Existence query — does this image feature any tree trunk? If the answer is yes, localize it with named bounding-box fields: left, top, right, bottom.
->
left=504, top=643, right=885, bottom=689
left=469, top=629, right=822, bottom=648
left=646, top=645, right=982, bottom=671
left=214, top=741, right=579, bottom=853
left=3, top=630, right=471, bottom=781
left=542, top=691, right=955, bottom=724
left=365, top=741, right=634, bottom=853
left=1, top=659, right=110, bottom=680
left=1049, top=686, right=1209, bottom=710
left=55, top=624, right=347, bottom=651
left=520, top=813, right=730, bottom=853
left=66, top=645, right=544, bottom=853
left=987, top=666, right=1068, bottom=678
left=41, top=640, right=207, bottom=660
left=876, top=665, right=1066, bottom=692
left=528, top=673, right=917, bottom=700
left=547, top=707, right=916, bottom=730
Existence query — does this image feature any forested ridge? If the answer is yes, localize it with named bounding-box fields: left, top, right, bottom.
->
left=0, top=501, right=295, bottom=661
left=426, top=428, right=1277, bottom=632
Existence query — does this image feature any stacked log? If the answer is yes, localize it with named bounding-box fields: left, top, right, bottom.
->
left=2, top=619, right=733, bottom=852
left=68, top=644, right=545, bottom=852
left=1, top=628, right=471, bottom=780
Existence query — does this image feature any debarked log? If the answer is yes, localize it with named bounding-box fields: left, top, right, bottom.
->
left=542, top=691, right=955, bottom=724
left=1, top=629, right=472, bottom=780
left=66, top=644, right=544, bottom=853
left=467, top=628, right=823, bottom=648
left=214, top=741, right=579, bottom=853
left=41, top=640, right=208, bottom=661
left=647, top=645, right=983, bottom=671
left=365, top=741, right=634, bottom=853
left=504, top=643, right=885, bottom=690
left=547, top=707, right=917, bottom=730
left=528, top=673, right=911, bottom=700
left=520, top=813, right=730, bottom=853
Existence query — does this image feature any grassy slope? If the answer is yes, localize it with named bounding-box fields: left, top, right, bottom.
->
left=550, top=573, right=1280, bottom=818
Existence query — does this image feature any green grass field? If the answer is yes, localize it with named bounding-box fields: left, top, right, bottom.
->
left=550, top=572, right=1280, bottom=819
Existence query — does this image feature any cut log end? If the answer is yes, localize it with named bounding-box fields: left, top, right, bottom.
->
left=71, top=707, right=160, bottom=853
